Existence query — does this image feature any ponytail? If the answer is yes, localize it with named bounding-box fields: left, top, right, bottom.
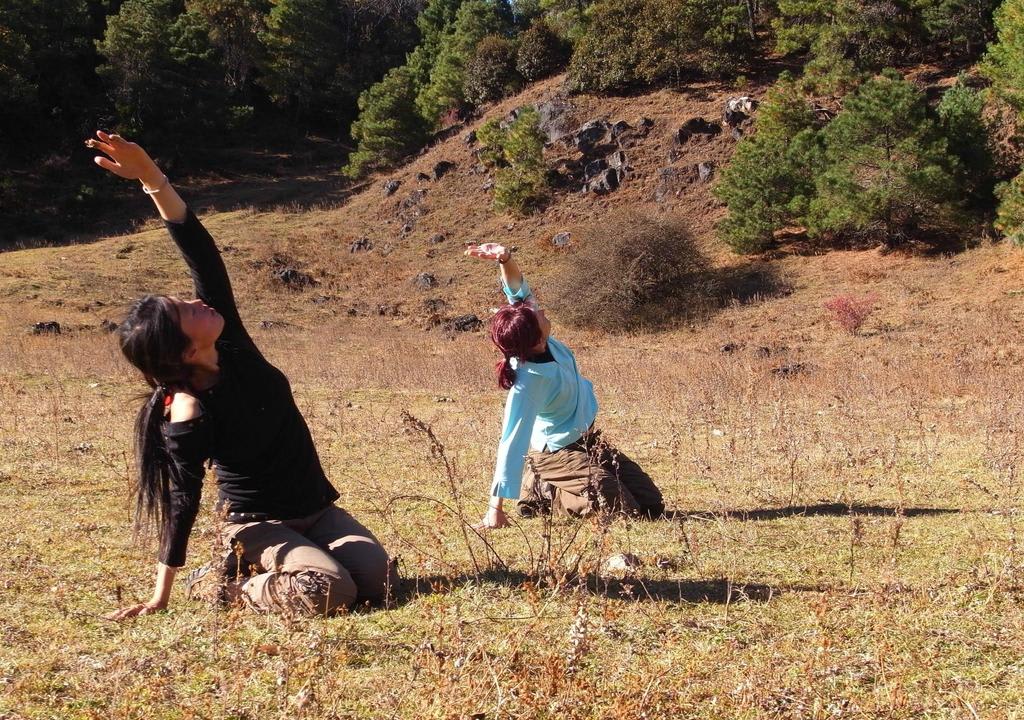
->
left=490, top=302, right=543, bottom=390
left=133, top=383, right=173, bottom=546
left=117, top=294, right=191, bottom=547
left=496, top=353, right=517, bottom=390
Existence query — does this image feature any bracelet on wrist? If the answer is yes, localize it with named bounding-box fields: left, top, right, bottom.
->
left=142, top=174, right=169, bottom=195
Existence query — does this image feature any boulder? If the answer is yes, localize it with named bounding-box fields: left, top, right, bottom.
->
left=604, top=553, right=641, bottom=573
left=572, top=119, right=611, bottom=154
left=274, top=267, right=317, bottom=289
left=429, top=233, right=446, bottom=244
left=676, top=118, right=722, bottom=145
left=552, top=231, right=571, bottom=247
left=449, top=314, right=482, bottom=332
left=584, top=158, right=608, bottom=181
left=423, top=298, right=447, bottom=314
left=383, top=179, right=400, bottom=196
left=432, top=160, right=456, bottom=180
left=724, top=96, right=758, bottom=126
left=587, top=167, right=622, bottom=194
left=654, top=162, right=714, bottom=201
left=349, top=237, right=373, bottom=253
left=606, top=150, right=628, bottom=171
left=416, top=171, right=431, bottom=181
left=610, top=120, right=632, bottom=141
left=31, top=321, right=61, bottom=335
left=536, top=97, right=575, bottom=144
left=698, top=161, right=714, bottom=183
left=464, top=130, right=477, bottom=145
left=399, top=189, right=427, bottom=210
left=413, top=272, right=438, bottom=290
left=99, top=319, right=118, bottom=333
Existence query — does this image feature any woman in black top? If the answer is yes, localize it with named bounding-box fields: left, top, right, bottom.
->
left=90, top=132, right=396, bottom=620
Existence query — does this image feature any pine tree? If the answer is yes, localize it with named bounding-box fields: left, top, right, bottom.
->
left=995, top=170, right=1024, bottom=244
left=982, top=0, right=1024, bottom=115
left=477, top=106, right=548, bottom=214
left=97, top=0, right=226, bottom=139
left=715, top=73, right=823, bottom=253
left=415, top=0, right=512, bottom=126
left=259, top=0, right=344, bottom=116
left=809, top=70, right=960, bottom=247
left=187, top=0, right=269, bottom=96
left=937, top=77, right=995, bottom=206
left=344, top=65, right=428, bottom=177
left=774, top=0, right=918, bottom=94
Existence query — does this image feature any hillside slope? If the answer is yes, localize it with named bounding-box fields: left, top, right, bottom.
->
left=2, top=70, right=1024, bottom=361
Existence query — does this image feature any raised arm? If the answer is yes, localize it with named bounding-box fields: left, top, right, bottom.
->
left=88, top=131, right=252, bottom=347
left=464, top=243, right=535, bottom=306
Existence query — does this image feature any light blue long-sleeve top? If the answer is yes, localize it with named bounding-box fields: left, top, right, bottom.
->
left=490, top=276, right=599, bottom=499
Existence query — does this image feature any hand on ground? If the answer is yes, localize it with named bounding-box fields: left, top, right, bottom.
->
left=464, top=243, right=510, bottom=263
left=85, top=130, right=162, bottom=186
left=472, top=505, right=510, bottom=530
left=104, top=600, right=166, bottom=621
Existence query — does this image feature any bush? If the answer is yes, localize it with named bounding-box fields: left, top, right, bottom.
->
left=463, top=35, right=521, bottom=106
left=477, top=106, right=549, bottom=214
left=548, top=211, right=716, bottom=331
left=995, top=170, right=1024, bottom=245
left=715, top=73, right=823, bottom=253
left=515, top=19, right=569, bottom=81
left=823, top=294, right=877, bottom=334
left=809, top=70, right=961, bottom=248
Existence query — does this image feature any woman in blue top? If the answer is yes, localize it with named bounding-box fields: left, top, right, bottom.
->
left=465, top=243, right=665, bottom=529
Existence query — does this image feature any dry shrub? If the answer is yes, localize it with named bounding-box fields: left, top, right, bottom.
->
left=824, top=293, right=877, bottom=334
left=548, top=211, right=717, bottom=331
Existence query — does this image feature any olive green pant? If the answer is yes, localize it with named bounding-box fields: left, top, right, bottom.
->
left=222, top=504, right=397, bottom=615
left=518, top=430, right=665, bottom=518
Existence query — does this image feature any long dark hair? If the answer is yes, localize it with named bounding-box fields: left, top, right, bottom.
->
left=117, top=295, right=192, bottom=549
left=490, top=302, right=542, bottom=390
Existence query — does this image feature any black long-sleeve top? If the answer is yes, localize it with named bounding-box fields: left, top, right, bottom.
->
left=158, top=210, right=339, bottom=567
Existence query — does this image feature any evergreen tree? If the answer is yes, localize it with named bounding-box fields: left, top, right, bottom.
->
left=809, top=70, right=960, bottom=247
left=982, top=0, right=1024, bottom=115
left=568, top=0, right=749, bottom=93
left=715, top=73, right=823, bottom=253
left=477, top=106, right=548, bottom=214
left=97, top=0, right=227, bottom=139
left=259, top=0, right=345, bottom=116
left=917, top=0, right=997, bottom=57
left=187, top=0, right=269, bottom=97
left=415, top=0, right=512, bottom=126
left=0, top=0, right=104, bottom=153
left=937, top=77, right=995, bottom=206
left=995, top=170, right=1024, bottom=244
left=464, top=34, right=521, bottom=105
left=0, top=25, right=38, bottom=156
left=774, top=0, right=919, bottom=94
left=344, top=65, right=427, bottom=177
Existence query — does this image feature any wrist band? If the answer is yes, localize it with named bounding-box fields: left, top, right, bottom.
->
left=142, top=175, right=169, bottom=195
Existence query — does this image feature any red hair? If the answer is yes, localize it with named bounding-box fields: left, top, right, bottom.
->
left=490, top=302, right=542, bottom=390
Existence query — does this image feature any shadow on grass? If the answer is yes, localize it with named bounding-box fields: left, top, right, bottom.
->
left=671, top=503, right=959, bottom=522
left=400, top=570, right=827, bottom=605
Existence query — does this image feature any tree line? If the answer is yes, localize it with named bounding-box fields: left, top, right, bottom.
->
left=3, top=0, right=1024, bottom=249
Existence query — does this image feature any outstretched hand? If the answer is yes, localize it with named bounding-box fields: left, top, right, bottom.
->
left=464, top=243, right=511, bottom=263
left=85, top=130, right=163, bottom=186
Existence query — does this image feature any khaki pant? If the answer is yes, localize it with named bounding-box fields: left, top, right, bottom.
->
left=222, top=504, right=397, bottom=615
left=518, top=429, right=664, bottom=518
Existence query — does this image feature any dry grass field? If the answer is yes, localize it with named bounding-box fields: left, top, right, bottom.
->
left=3, top=74, right=1024, bottom=719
